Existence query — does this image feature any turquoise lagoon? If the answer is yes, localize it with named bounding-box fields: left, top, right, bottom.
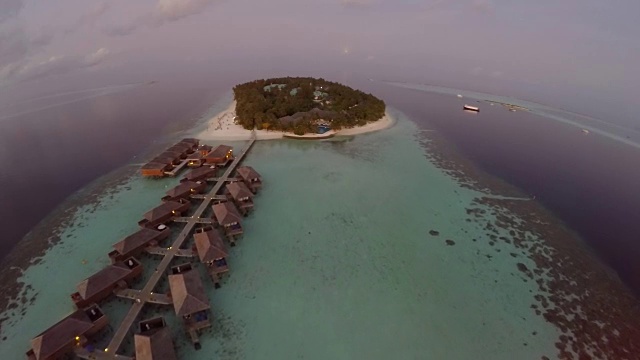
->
left=0, top=109, right=559, bottom=359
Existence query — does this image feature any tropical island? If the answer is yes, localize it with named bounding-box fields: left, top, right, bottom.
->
left=194, top=77, right=393, bottom=140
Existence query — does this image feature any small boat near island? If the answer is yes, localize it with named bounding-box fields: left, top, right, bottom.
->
left=463, top=105, right=480, bottom=112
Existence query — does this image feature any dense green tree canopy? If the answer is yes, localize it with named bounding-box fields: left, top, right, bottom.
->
left=233, top=77, right=386, bottom=133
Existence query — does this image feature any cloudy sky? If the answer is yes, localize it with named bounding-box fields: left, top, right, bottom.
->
left=0, top=0, right=638, bottom=124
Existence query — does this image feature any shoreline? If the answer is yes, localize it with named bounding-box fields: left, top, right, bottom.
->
left=193, top=101, right=395, bottom=141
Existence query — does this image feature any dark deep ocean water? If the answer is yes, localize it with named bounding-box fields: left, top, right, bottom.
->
left=1, top=76, right=640, bottom=299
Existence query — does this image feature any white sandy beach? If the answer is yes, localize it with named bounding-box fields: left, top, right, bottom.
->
left=195, top=101, right=395, bottom=141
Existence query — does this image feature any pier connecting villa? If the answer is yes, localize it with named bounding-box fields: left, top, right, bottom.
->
left=26, top=135, right=263, bottom=359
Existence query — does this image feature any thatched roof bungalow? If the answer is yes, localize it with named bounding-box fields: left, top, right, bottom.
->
left=181, top=166, right=216, bottom=183
left=134, top=317, right=178, bottom=360
left=212, top=201, right=243, bottom=238
left=236, top=166, right=262, bottom=193
left=26, top=304, right=108, bottom=360
left=71, top=258, right=142, bottom=308
left=109, top=225, right=170, bottom=263
left=138, top=199, right=190, bottom=228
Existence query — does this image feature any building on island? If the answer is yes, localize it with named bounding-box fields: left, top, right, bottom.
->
left=141, top=162, right=171, bottom=177
left=26, top=304, right=108, bottom=360
left=181, top=166, right=216, bottom=183
left=193, top=226, right=229, bottom=288
left=168, top=263, right=212, bottom=349
left=71, top=257, right=143, bottom=308
left=204, top=145, right=233, bottom=166
left=179, top=138, right=199, bottom=151
left=187, top=144, right=213, bottom=167
left=225, top=181, right=254, bottom=215
left=162, top=181, right=207, bottom=202
left=236, top=166, right=262, bottom=193
left=134, top=317, right=178, bottom=360
left=108, top=225, right=170, bottom=263
left=138, top=199, right=191, bottom=228
left=166, top=144, right=191, bottom=159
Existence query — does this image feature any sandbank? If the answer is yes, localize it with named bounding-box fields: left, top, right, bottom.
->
left=194, top=101, right=395, bottom=141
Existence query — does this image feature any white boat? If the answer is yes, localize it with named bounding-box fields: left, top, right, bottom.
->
left=582, top=129, right=590, bottom=134
left=457, top=94, right=463, bottom=98
left=463, top=105, right=479, bottom=112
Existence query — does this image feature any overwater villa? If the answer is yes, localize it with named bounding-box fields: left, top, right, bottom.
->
left=141, top=162, right=171, bottom=177
left=193, top=226, right=229, bottom=288
left=186, top=145, right=213, bottom=167
left=108, top=225, right=170, bottom=263
left=186, top=152, right=205, bottom=167
left=181, top=165, right=216, bottom=183
left=71, top=257, right=143, bottom=308
left=26, top=304, right=108, bottom=360
left=162, top=181, right=207, bottom=202
left=225, top=181, right=254, bottom=215
left=236, top=166, right=262, bottom=193
left=166, top=144, right=191, bottom=159
left=197, top=144, right=212, bottom=154
left=138, top=199, right=191, bottom=228
left=152, top=152, right=181, bottom=166
left=212, top=201, right=244, bottom=243
left=180, top=138, right=200, bottom=149
left=205, top=145, right=233, bottom=166
left=168, top=263, right=212, bottom=349
left=134, top=317, right=178, bottom=360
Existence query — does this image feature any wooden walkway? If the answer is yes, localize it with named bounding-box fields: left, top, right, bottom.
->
left=205, top=177, right=239, bottom=183
left=190, top=194, right=227, bottom=200
left=172, top=217, right=214, bottom=224
left=146, top=246, right=195, bottom=257
left=114, top=288, right=172, bottom=305
left=163, top=159, right=189, bottom=177
left=103, top=135, right=256, bottom=358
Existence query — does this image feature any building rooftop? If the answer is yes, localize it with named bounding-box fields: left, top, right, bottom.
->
left=236, top=166, right=261, bottom=181
left=207, top=145, right=233, bottom=159
left=212, top=202, right=243, bottom=226
left=76, top=258, right=140, bottom=300
left=165, top=181, right=204, bottom=198
left=183, top=166, right=216, bottom=181
left=168, top=268, right=210, bottom=316
left=194, top=229, right=227, bottom=263
left=143, top=200, right=189, bottom=221
left=112, top=227, right=167, bottom=256
left=226, top=182, right=254, bottom=201
left=134, top=318, right=178, bottom=360
left=142, top=162, right=169, bottom=171
left=30, top=305, right=105, bottom=360
left=180, top=138, right=199, bottom=145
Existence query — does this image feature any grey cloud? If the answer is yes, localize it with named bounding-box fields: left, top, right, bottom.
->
left=153, top=0, right=214, bottom=23
left=0, top=21, right=55, bottom=71
left=0, top=0, right=23, bottom=24
left=0, top=47, right=110, bottom=84
left=340, top=0, right=373, bottom=8
left=0, top=24, right=29, bottom=67
left=471, top=0, right=493, bottom=13
left=104, top=22, right=140, bottom=37
left=63, top=2, right=111, bottom=35
left=106, top=0, right=219, bottom=37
